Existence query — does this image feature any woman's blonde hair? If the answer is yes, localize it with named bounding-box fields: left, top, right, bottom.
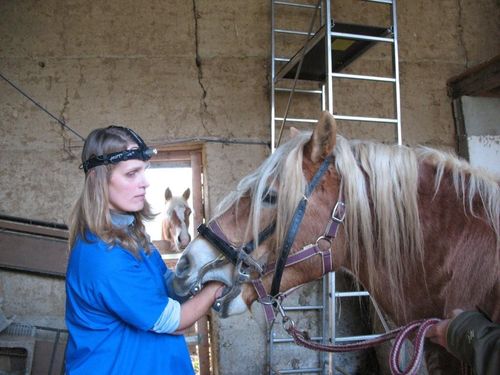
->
left=68, top=126, right=154, bottom=256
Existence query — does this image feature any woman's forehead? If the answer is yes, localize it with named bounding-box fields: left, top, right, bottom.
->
left=115, top=158, right=148, bottom=171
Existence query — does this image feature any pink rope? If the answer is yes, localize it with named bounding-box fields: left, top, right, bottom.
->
left=390, top=318, right=441, bottom=375
left=286, top=318, right=441, bottom=375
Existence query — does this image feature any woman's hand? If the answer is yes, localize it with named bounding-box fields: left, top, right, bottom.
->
left=176, top=281, right=225, bottom=333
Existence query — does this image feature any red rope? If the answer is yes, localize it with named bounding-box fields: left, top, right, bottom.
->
left=286, top=318, right=441, bottom=375
left=390, top=318, right=441, bottom=375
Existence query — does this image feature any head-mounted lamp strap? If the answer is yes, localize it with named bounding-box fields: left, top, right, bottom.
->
left=80, top=126, right=157, bottom=173
left=80, top=147, right=157, bottom=173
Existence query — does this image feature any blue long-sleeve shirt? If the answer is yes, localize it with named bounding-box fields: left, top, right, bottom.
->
left=65, top=232, right=193, bottom=375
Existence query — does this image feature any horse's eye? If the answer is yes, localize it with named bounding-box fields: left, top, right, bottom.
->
left=262, top=190, right=278, bottom=205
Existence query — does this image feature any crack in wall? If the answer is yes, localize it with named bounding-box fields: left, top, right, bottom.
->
left=60, top=88, right=70, bottom=122
left=57, top=1, right=77, bottom=159
left=192, top=0, right=211, bottom=134
left=59, top=88, right=77, bottom=159
left=456, top=0, right=469, bottom=69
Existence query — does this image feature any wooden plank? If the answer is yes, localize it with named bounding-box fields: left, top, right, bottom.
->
left=447, top=54, right=500, bottom=98
left=0, top=231, right=67, bottom=277
left=153, top=149, right=193, bottom=163
left=33, top=339, right=66, bottom=375
left=0, top=219, right=68, bottom=240
left=275, top=23, right=391, bottom=82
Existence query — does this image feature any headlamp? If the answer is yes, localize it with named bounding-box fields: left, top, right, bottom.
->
left=80, top=126, right=157, bottom=173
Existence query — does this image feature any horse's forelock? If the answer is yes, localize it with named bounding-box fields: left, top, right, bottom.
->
left=272, top=136, right=308, bottom=252
left=165, top=196, right=188, bottom=217
left=214, top=134, right=310, bottom=255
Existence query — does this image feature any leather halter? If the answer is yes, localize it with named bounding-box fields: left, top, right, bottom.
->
left=195, top=220, right=276, bottom=316
left=197, top=220, right=276, bottom=273
left=270, top=155, right=334, bottom=297
left=195, top=154, right=345, bottom=319
left=253, top=180, right=345, bottom=323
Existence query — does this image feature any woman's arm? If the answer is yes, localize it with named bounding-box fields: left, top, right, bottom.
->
left=176, top=282, right=224, bottom=333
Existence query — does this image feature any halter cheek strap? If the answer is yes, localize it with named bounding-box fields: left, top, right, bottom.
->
left=252, top=188, right=345, bottom=324
left=269, top=155, right=335, bottom=298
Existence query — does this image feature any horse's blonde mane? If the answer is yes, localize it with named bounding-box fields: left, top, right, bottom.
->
left=215, top=133, right=500, bottom=318
left=335, top=136, right=422, bottom=316
left=335, top=137, right=499, bottom=318
left=416, top=146, right=500, bottom=234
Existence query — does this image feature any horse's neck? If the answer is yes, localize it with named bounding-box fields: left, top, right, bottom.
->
left=419, top=164, right=499, bottom=316
left=345, top=163, right=500, bottom=324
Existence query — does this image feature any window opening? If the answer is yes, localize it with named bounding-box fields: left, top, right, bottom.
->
left=144, top=148, right=211, bottom=375
left=145, top=160, right=194, bottom=244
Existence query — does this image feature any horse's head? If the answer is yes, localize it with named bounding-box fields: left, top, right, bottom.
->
left=161, top=187, right=192, bottom=252
left=173, top=112, right=346, bottom=317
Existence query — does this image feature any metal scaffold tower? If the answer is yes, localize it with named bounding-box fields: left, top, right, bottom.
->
left=271, top=0, right=402, bottom=150
left=269, top=0, right=402, bottom=373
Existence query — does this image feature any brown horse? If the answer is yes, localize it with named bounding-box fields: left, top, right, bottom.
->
left=173, top=112, right=499, bottom=373
left=161, top=187, right=192, bottom=252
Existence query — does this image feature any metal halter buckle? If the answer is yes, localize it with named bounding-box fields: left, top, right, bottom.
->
left=332, top=201, right=346, bottom=223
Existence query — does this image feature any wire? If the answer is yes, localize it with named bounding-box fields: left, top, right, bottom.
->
left=0, top=71, right=85, bottom=141
left=276, top=0, right=322, bottom=147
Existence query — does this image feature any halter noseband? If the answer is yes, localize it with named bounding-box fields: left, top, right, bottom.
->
left=193, top=220, right=276, bottom=317
left=195, top=154, right=344, bottom=319
left=197, top=220, right=276, bottom=272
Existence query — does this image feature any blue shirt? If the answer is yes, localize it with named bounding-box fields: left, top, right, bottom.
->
left=65, top=233, right=194, bottom=374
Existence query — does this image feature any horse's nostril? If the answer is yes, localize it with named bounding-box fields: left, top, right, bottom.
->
left=175, top=256, right=190, bottom=278
left=178, top=234, right=191, bottom=248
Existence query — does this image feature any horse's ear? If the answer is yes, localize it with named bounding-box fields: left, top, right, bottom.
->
left=289, top=127, right=301, bottom=138
left=305, top=111, right=337, bottom=163
left=165, top=188, right=172, bottom=201
left=183, top=188, right=190, bottom=200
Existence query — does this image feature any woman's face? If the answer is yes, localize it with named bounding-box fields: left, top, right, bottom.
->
left=108, top=156, right=150, bottom=213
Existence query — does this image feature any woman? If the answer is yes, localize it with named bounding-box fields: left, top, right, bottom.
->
left=65, top=125, right=223, bottom=374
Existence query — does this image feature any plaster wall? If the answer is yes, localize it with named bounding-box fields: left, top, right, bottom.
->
left=0, top=0, right=499, bottom=374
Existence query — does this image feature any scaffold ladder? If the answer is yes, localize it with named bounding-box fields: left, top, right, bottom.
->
left=269, top=1, right=402, bottom=374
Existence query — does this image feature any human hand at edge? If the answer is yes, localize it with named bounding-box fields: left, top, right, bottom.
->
left=426, top=309, right=464, bottom=349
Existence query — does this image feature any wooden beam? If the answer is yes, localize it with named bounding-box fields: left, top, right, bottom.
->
left=447, top=54, right=500, bottom=98
left=0, top=231, right=67, bottom=277
left=0, top=217, right=68, bottom=277
left=0, top=219, right=68, bottom=240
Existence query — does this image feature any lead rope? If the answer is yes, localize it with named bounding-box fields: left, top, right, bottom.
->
left=277, top=300, right=441, bottom=375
